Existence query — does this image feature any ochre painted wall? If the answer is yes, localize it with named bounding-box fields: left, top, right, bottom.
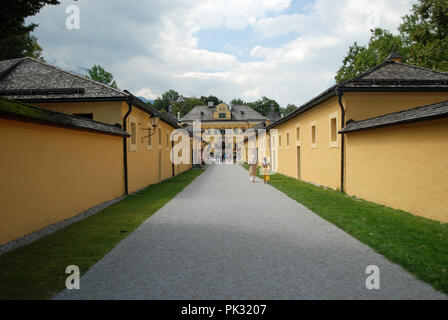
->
left=0, top=118, right=124, bottom=245
left=123, top=103, right=191, bottom=193
left=34, top=101, right=123, bottom=126
left=345, top=92, right=448, bottom=121
left=272, top=97, right=342, bottom=190
left=36, top=100, right=191, bottom=193
left=345, top=118, right=448, bottom=222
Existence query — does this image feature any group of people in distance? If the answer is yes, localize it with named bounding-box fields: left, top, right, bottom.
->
left=248, top=156, right=271, bottom=184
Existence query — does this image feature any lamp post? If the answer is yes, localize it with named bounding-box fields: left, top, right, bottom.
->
left=141, top=114, right=160, bottom=142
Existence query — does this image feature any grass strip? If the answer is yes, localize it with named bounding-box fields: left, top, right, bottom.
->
left=0, top=169, right=204, bottom=300
left=242, top=164, right=448, bottom=294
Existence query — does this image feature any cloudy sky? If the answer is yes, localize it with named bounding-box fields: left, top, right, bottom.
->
left=29, top=0, right=416, bottom=106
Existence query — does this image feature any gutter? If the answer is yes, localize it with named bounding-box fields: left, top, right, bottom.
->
left=123, top=95, right=133, bottom=195
left=336, top=88, right=346, bottom=193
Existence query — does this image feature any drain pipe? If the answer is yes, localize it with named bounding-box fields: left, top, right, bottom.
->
left=123, top=94, right=133, bottom=195
left=337, top=88, right=346, bottom=193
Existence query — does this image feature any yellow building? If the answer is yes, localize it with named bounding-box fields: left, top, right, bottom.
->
left=182, top=102, right=270, bottom=162
left=0, top=57, right=191, bottom=195
left=266, top=52, right=448, bottom=221
left=0, top=98, right=129, bottom=245
left=340, top=101, right=448, bottom=222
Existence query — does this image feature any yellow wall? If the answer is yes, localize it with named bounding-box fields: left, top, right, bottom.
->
left=272, top=97, right=342, bottom=190
left=0, top=118, right=124, bottom=245
left=34, top=101, right=123, bottom=125
left=213, top=103, right=231, bottom=120
left=345, top=118, right=448, bottom=222
left=123, top=103, right=191, bottom=193
left=33, top=100, right=191, bottom=194
left=345, top=92, right=448, bottom=121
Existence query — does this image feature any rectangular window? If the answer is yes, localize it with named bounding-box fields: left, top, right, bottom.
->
left=219, top=113, right=226, bottom=118
left=166, top=133, right=169, bottom=148
left=130, top=118, right=138, bottom=152
left=311, top=126, right=316, bottom=144
left=286, top=132, right=290, bottom=147
left=310, top=121, right=317, bottom=149
left=147, top=124, right=152, bottom=149
left=279, top=135, right=282, bottom=147
left=329, top=112, right=339, bottom=148
left=131, top=122, right=137, bottom=145
left=296, top=127, right=300, bottom=141
left=331, top=118, right=337, bottom=142
left=158, top=128, right=162, bottom=145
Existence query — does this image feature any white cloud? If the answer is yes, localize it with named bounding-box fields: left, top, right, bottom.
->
left=135, top=87, right=159, bottom=100
left=29, top=0, right=416, bottom=106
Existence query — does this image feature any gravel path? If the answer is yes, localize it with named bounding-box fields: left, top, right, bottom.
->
left=55, top=165, right=446, bottom=300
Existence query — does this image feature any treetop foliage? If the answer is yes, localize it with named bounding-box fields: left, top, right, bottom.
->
left=336, top=0, right=448, bottom=83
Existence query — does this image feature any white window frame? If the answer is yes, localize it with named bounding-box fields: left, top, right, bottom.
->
left=329, top=112, right=339, bottom=148
left=158, top=127, right=163, bottom=150
left=146, top=122, right=153, bottom=150
left=129, top=116, right=138, bottom=152
left=296, top=125, right=301, bottom=147
left=310, top=120, right=317, bottom=149
left=166, top=132, right=170, bottom=151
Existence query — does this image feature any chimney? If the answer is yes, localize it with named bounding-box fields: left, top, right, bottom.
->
left=177, top=112, right=181, bottom=121
left=168, top=105, right=173, bottom=114
left=386, top=50, right=403, bottom=63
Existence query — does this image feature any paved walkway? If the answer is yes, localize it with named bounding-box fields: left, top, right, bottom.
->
left=56, top=165, right=445, bottom=300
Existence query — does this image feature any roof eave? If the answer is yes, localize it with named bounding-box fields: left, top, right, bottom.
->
left=340, top=113, right=448, bottom=134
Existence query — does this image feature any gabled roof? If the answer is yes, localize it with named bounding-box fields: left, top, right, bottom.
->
left=182, top=104, right=265, bottom=122
left=0, top=57, right=126, bottom=100
left=0, top=98, right=129, bottom=137
left=340, top=100, right=448, bottom=133
left=0, top=57, right=181, bottom=129
left=269, top=60, right=448, bottom=129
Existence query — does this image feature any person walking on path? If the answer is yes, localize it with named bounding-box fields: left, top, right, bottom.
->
left=261, top=157, right=271, bottom=184
left=249, top=156, right=257, bottom=183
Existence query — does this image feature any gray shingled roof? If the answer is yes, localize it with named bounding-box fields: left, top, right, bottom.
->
left=340, top=100, right=448, bottom=133
left=0, top=98, right=130, bottom=136
left=346, top=61, right=448, bottom=88
left=182, top=104, right=265, bottom=122
left=0, top=57, right=181, bottom=129
left=269, top=60, right=448, bottom=129
left=0, top=57, right=126, bottom=100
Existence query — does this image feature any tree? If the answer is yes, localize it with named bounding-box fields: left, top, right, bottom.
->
left=86, top=65, right=118, bottom=88
left=246, top=97, right=281, bottom=117
left=200, top=95, right=223, bottom=106
left=282, top=104, right=298, bottom=115
left=399, top=0, right=448, bottom=71
left=335, top=28, right=405, bottom=83
left=230, top=98, right=245, bottom=106
left=335, top=0, right=448, bottom=82
left=0, top=0, right=60, bottom=60
left=153, top=90, right=181, bottom=113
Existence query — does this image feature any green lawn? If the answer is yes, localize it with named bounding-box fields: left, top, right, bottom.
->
left=242, top=164, right=448, bottom=294
left=0, top=169, right=204, bottom=300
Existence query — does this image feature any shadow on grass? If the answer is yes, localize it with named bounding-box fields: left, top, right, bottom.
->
left=0, top=169, right=204, bottom=300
